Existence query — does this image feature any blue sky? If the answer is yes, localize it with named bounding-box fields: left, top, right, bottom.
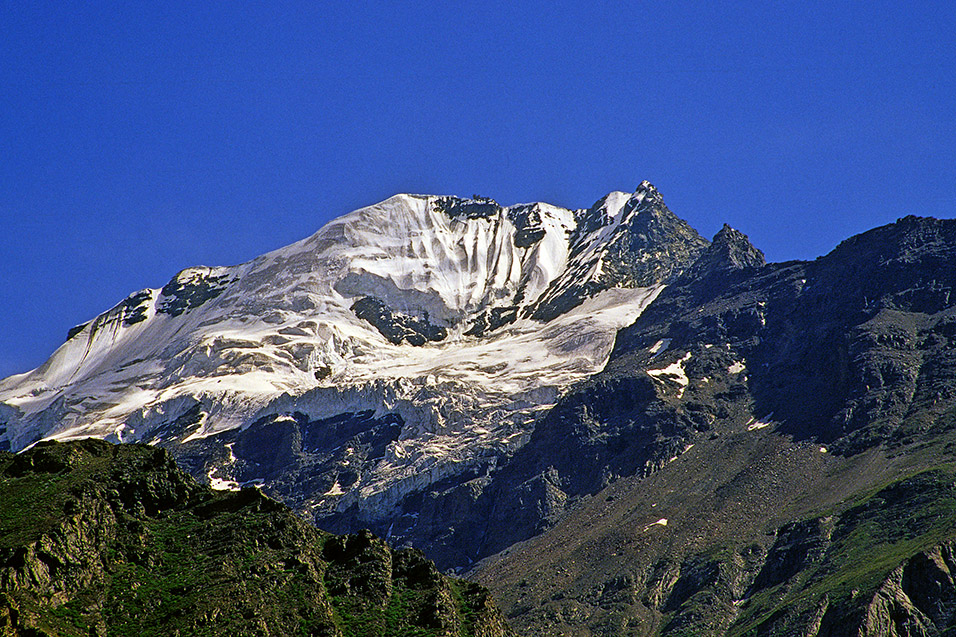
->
left=2, top=1, right=955, bottom=378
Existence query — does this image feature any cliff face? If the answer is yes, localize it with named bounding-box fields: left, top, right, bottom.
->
left=859, top=541, right=956, bottom=637
left=0, top=439, right=511, bottom=637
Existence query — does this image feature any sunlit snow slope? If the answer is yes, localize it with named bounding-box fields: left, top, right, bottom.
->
left=0, top=181, right=707, bottom=520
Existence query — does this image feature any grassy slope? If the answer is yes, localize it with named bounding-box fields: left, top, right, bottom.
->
left=0, top=439, right=507, bottom=637
left=472, top=425, right=956, bottom=636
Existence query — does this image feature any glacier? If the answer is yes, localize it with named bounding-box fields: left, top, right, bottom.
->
left=0, top=181, right=707, bottom=523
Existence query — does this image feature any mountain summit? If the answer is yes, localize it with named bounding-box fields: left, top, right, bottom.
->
left=0, top=183, right=706, bottom=537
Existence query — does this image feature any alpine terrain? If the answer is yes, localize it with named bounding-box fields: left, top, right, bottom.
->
left=0, top=181, right=705, bottom=549
left=3, top=182, right=956, bottom=635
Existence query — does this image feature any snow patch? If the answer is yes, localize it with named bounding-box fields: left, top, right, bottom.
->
left=648, top=338, right=671, bottom=357
left=727, top=360, right=746, bottom=374
left=647, top=352, right=692, bottom=398
left=180, top=411, right=211, bottom=444
left=324, top=480, right=345, bottom=496
left=207, top=467, right=240, bottom=491
left=644, top=518, right=668, bottom=531
left=667, top=443, right=694, bottom=464
left=747, top=413, right=774, bottom=431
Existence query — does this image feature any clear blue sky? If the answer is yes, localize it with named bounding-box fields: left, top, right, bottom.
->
left=2, top=2, right=955, bottom=378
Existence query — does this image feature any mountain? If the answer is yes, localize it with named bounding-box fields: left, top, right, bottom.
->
left=0, top=438, right=511, bottom=636
left=4, top=184, right=956, bottom=636
left=467, top=215, right=956, bottom=635
left=0, top=182, right=707, bottom=550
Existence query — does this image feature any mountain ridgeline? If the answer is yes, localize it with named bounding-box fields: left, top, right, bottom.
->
left=3, top=184, right=956, bottom=635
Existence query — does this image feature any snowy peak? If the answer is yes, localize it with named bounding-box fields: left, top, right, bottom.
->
left=0, top=182, right=709, bottom=523
left=636, top=178, right=658, bottom=195
left=630, top=178, right=664, bottom=209
left=531, top=182, right=710, bottom=321
left=47, top=184, right=699, bottom=354
left=317, top=192, right=578, bottom=340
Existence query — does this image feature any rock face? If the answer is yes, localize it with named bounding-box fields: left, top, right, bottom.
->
left=861, top=542, right=956, bottom=637
left=611, top=214, right=956, bottom=449
left=469, top=432, right=956, bottom=636
left=0, top=183, right=703, bottom=552
left=0, top=439, right=512, bottom=637
left=464, top=215, right=956, bottom=635
left=530, top=182, right=709, bottom=322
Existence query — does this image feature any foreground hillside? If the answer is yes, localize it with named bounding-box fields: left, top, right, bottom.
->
left=0, top=439, right=511, bottom=636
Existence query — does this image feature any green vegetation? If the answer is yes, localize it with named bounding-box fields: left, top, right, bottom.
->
left=637, top=464, right=956, bottom=636
left=732, top=465, right=956, bottom=635
left=0, top=440, right=509, bottom=636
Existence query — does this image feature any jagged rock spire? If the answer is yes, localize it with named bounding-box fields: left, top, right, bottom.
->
left=685, top=223, right=765, bottom=281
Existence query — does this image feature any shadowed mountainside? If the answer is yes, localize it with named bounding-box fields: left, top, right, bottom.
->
left=466, top=216, right=956, bottom=635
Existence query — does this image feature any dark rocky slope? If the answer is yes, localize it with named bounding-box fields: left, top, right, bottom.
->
left=450, top=215, right=956, bottom=634
left=0, top=439, right=511, bottom=637
left=473, top=433, right=956, bottom=636
left=393, top=216, right=954, bottom=571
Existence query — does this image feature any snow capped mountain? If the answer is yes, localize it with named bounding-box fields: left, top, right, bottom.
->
left=9, top=183, right=956, bottom=637
left=0, top=181, right=707, bottom=524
